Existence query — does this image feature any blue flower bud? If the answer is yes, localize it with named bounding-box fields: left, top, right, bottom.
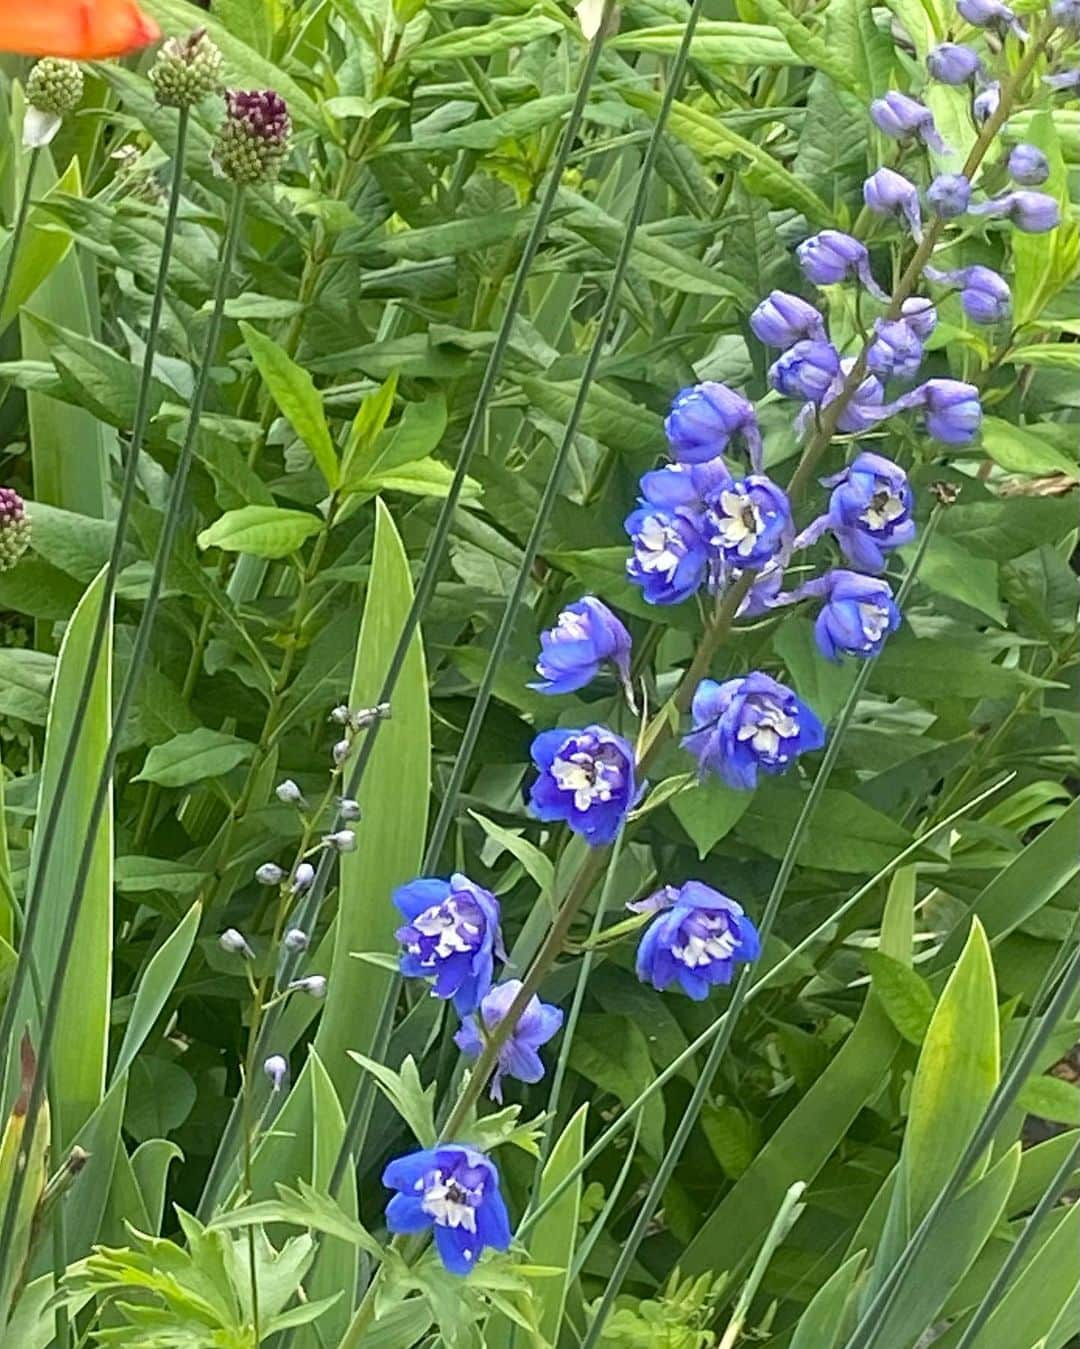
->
left=291, top=862, right=315, bottom=893
left=769, top=340, right=841, bottom=403
left=867, top=319, right=924, bottom=380
left=891, top=379, right=982, bottom=444
left=1052, top=0, right=1080, bottom=27
left=383, top=1145, right=511, bottom=1276
left=219, top=927, right=254, bottom=959
left=635, top=883, right=760, bottom=1000
left=682, top=672, right=825, bottom=790
left=749, top=290, right=827, bottom=349
left=664, top=381, right=763, bottom=471
left=927, top=41, right=982, bottom=84
left=796, top=230, right=887, bottom=299
left=283, top=927, right=309, bottom=951
left=797, top=357, right=885, bottom=437
left=804, top=570, right=902, bottom=661
left=864, top=167, right=923, bottom=238
left=901, top=297, right=937, bottom=339
left=927, top=173, right=971, bottom=218
left=529, top=724, right=637, bottom=847
left=971, top=190, right=1060, bottom=232
left=870, top=92, right=950, bottom=154
left=958, top=0, right=1028, bottom=39
left=395, top=873, right=504, bottom=1013
left=1008, top=143, right=1050, bottom=185
left=264, top=1054, right=289, bottom=1090
left=973, top=82, right=1001, bottom=127
left=531, top=595, right=632, bottom=696
left=454, top=980, right=563, bottom=1103
left=927, top=263, right=1011, bottom=323
left=1043, top=69, right=1080, bottom=91
left=256, top=862, right=284, bottom=886
left=288, top=974, right=327, bottom=998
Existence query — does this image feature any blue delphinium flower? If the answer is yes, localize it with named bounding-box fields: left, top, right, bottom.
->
left=1053, top=0, right=1080, bottom=28
left=394, top=873, right=504, bottom=1014
left=800, top=570, right=902, bottom=661
left=870, top=92, right=949, bottom=153
left=664, top=381, right=763, bottom=471
left=867, top=318, right=924, bottom=380
left=927, top=41, right=982, bottom=84
left=634, top=883, right=761, bottom=1000
left=863, top=167, right=923, bottom=238
left=682, top=672, right=825, bottom=790
left=625, top=495, right=709, bottom=606
left=797, top=230, right=888, bottom=300
left=971, top=190, right=1060, bottom=232
left=1008, top=143, right=1050, bottom=185
left=454, top=979, right=563, bottom=1103
left=926, top=263, right=1011, bottom=324
left=901, top=378, right=983, bottom=444
left=704, top=475, right=792, bottom=571
left=798, top=451, right=915, bottom=572
left=531, top=596, right=632, bottom=697
left=1044, top=69, right=1080, bottom=91
left=927, top=173, right=971, bottom=218
left=901, top=297, right=937, bottom=339
left=383, top=1145, right=511, bottom=1275
left=529, top=724, right=636, bottom=846
left=769, top=340, right=841, bottom=403
left=749, top=290, right=827, bottom=349
left=958, top=0, right=1028, bottom=39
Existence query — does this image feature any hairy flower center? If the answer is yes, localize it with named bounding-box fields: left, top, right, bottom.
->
left=421, top=1171, right=480, bottom=1232
left=551, top=743, right=624, bottom=811
left=737, top=696, right=799, bottom=761
left=710, top=489, right=765, bottom=558
left=553, top=609, right=590, bottom=642
left=409, top=896, right=482, bottom=964
left=637, top=515, right=686, bottom=579
left=858, top=602, right=890, bottom=644
left=861, top=487, right=905, bottom=532
left=672, top=912, right=738, bottom=968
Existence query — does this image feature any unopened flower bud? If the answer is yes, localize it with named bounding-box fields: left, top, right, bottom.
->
left=749, top=290, right=827, bottom=349
left=330, top=703, right=351, bottom=725
left=212, top=89, right=292, bottom=185
left=867, top=319, right=924, bottom=380
left=870, top=92, right=949, bottom=154
left=264, top=1054, right=289, bottom=1090
left=927, top=173, right=971, bottom=219
left=973, top=82, right=1001, bottom=127
left=971, top=190, right=1060, bottom=233
left=323, top=829, right=356, bottom=853
left=1043, top=69, right=1080, bottom=92
left=291, top=863, right=315, bottom=894
left=283, top=927, right=309, bottom=952
left=255, top=862, right=285, bottom=886
left=957, top=0, right=1027, bottom=40
left=332, top=738, right=351, bottom=766
left=796, top=230, right=887, bottom=299
left=769, top=340, right=841, bottom=403
left=1007, top=144, right=1050, bottom=186
left=149, top=29, right=224, bottom=108
left=863, top=167, right=922, bottom=237
left=1052, top=0, right=1080, bottom=27
left=0, top=489, right=31, bottom=572
left=901, top=298, right=938, bottom=340
left=275, top=778, right=305, bottom=806
left=927, top=42, right=981, bottom=85
left=288, top=975, right=327, bottom=998
left=352, top=703, right=392, bottom=729
left=26, top=57, right=83, bottom=115
left=219, top=927, right=254, bottom=958
left=338, top=798, right=362, bottom=822
left=926, top=264, right=1011, bottom=324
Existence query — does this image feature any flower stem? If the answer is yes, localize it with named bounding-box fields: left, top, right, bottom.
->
left=0, top=147, right=41, bottom=331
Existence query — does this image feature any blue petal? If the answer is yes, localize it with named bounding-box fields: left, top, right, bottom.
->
left=383, top=1148, right=439, bottom=1192
left=434, top=1223, right=479, bottom=1276
left=393, top=877, right=450, bottom=921
left=476, top=1188, right=512, bottom=1251
left=385, top=1194, right=431, bottom=1235
left=530, top=727, right=574, bottom=770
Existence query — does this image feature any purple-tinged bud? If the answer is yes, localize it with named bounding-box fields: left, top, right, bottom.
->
left=283, top=928, right=309, bottom=952
left=749, top=290, right=827, bottom=349
left=0, top=488, right=31, bottom=572
left=332, top=738, right=351, bottom=766
left=796, top=230, right=888, bottom=299
left=798, top=570, right=902, bottom=661
left=275, top=779, right=304, bottom=806
left=213, top=89, right=292, bottom=185
left=870, top=92, right=949, bottom=154
left=1008, top=143, right=1050, bottom=186
left=927, top=173, right=971, bottom=218
left=901, top=298, right=937, bottom=339
left=769, top=340, right=841, bottom=403
left=867, top=319, right=924, bottom=380
left=149, top=29, right=224, bottom=109
left=971, top=190, right=1060, bottom=232
left=927, top=264, right=1011, bottom=324
left=1052, top=0, right=1080, bottom=27
left=664, top=382, right=763, bottom=471
left=1043, top=69, right=1080, bottom=92
left=219, top=928, right=254, bottom=959
left=863, top=167, right=923, bottom=238
left=338, top=798, right=362, bottom=821
left=323, top=829, right=356, bottom=853
left=973, top=82, right=1001, bottom=127
left=957, top=0, right=1028, bottom=39
left=256, top=862, right=285, bottom=886
left=288, top=975, right=327, bottom=998
left=291, top=863, right=316, bottom=894
left=264, top=1054, right=289, bottom=1091
left=927, top=42, right=982, bottom=85
left=893, top=379, right=983, bottom=444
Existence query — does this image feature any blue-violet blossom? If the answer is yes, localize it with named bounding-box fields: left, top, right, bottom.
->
left=705, top=476, right=792, bottom=571
left=927, top=173, right=971, bottom=218
left=926, top=263, right=1010, bottom=324
left=867, top=318, right=924, bottom=380
left=634, top=883, right=761, bottom=1000
left=750, top=290, right=827, bottom=349
left=454, top=980, right=563, bottom=1102
left=957, top=0, right=1028, bottom=39
left=797, top=230, right=888, bottom=299
left=863, top=167, right=923, bottom=238
left=798, top=451, right=916, bottom=572
left=870, top=92, right=949, bottom=153
left=1052, top=0, right=1080, bottom=27
left=383, top=1145, right=511, bottom=1275
left=768, top=340, right=841, bottom=403
left=664, top=381, right=763, bottom=471
left=625, top=487, right=709, bottom=606
left=898, top=378, right=983, bottom=444
left=927, top=41, right=982, bottom=84
left=901, top=297, right=938, bottom=339
left=394, top=873, right=504, bottom=1014
left=682, top=672, right=825, bottom=790
left=532, top=595, right=631, bottom=696
left=529, top=724, right=636, bottom=846
left=971, top=190, right=1060, bottom=233
left=1008, top=143, right=1050, bottom=185
left=801, top=570, right=902, bottom=661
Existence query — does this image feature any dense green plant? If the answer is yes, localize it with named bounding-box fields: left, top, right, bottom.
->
left=0, top=0, right=1077, bottom=1346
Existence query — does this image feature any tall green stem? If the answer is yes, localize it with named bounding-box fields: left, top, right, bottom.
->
left=0, top=184, right=245, bottom=1282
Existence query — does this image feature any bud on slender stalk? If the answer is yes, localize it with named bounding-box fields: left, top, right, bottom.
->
left=255, top=862, right=285, bottom=886
left=212, top=90, right=292, bottom=185
left=288, top=975, right=327, bottom=998
left=283, top=928, right=309, bottom=952
left=24, top=58, right=83, bottom=147
left=149, top=29, right=224, bottom=108
left=264, top=1055, right=289, bottom=1090
left=219, top=928, right=254, bottom=959
left=275, top=779, right=305, bottom=807
left=323, top=829, right=356, bottom=853
left=291, top=864, right=315, bottom=895
left=338, top=798, right=362, bottom=822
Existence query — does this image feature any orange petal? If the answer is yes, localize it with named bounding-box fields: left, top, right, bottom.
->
left=0, top=0, right=160, bottom=59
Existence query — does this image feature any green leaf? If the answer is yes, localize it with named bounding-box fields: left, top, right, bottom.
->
left=738, top=785, right=914, bottom=873
left=612, top=19, right=800, bottom=65
left=773, top=616, right=859, bottom=723
left=702, top=1103, right=759, bottom=1180
left=113, top=902, right=202, bottom=1083
left=864, top=950, right=935, bottom=1044
left=569, top=1015, right=665, bottom=1158
left=240, top=322, right=339, bottom=490
left=753, top=0, right=860, bottom=93
left=525, top=1106, right=587, bottom=1345
left=369, top=397, right=448, bottom=475
left=409, top=11, right=564, bottom=60
left=790, top=1250, right=865, bottom=1349
left=210, top=1179, right=382, bottom=1259
left=346, top=1054, right=436, bottom=1148
left=869, top=632, right=1050, bottom=701
left=980, top=417, right=1080, bottom=478
left=134, top=728, right=254, bottom=788
left=0, top=154, right=77, bottom=333
left=1005, top=344, right=1080, bottom=373
left=341, top=374, right=400, bottom=484
left=1017, top=1075, right=1080, bottom=1126
left=114, top=857, right=206, bottom=896
left=470, top=811, right=555, bottom=898
left=197, top=505, right=324, bottom=559
left=906, top=536, right=1006, bottom=626
left=388, top=94, right=579, bottom=153
left=670, top=776, right=752, bottom=859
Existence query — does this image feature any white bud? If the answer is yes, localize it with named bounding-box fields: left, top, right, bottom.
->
left=338, top=798, right=361, bottom=822
left=264, top=1054, right=289, bottom=1090
left=275, top=778, right=304, bottom=806
left=332, top=738, right=351, bottom=766
left=323, top=829, right=356, bottom=853
left=289, top=975, right=327, bottom=999
left=330, top=704, right=351, bottom=725
left=255, top=862, right=285, bottom=886
left=219, top=927, right=253, bottom=958
left=291, top=862, right=315, bottom=893
left=283, top=927, right=309, bottom=952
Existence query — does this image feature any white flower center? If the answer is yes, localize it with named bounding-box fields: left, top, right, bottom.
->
left=860, top=487, right=905, bottom=531
left=673, top=923, right=738, bottom=969
left=711, top=489, right=764, bottom=558
left=858, top=602, right=890, bottom=644
left=736, top=697, right=799, bottom=761
left=551, top=751, right=616, bottom=812
left=422, top=1173, right=479, bottom=1232
left=637, top=515, right=685, bottom=579
left=410, top=899, right=480, bottom=964
left=554, top=609, right=590, bottom=641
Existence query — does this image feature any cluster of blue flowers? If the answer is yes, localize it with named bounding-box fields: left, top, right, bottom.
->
left=378, top=0, right=1073, bottom=1278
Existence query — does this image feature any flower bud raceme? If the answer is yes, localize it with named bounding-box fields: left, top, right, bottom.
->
left=768, top=340, right=841, bottom=403
left=927, top=173, right=971, bottom=218
left=927, top=42, right=982, bottom=84
left=291, top=862, right=315, bottom=893
left=926, top=263, right=1011, bottom=323
left=797, top=452, right=915, bottom=572
left=682, top=673, right=825, bottom=790
left=528, top=725, right=637, bottom=846
left=797, top=231, right=888, bottom=299
left=219, top=928, right=254, bottom=959
left=283, top=928, right=309, bottom=952
left=749, top=290, right=827, bottom=349
left=454, top=980, right=564, bottom=1103
left=863, top=167, right=923, bottom=238
left=255, top=862, right=285, bottom=886
left=957, top=0, right=1028, bottom=39
left=1044, top=69, right=1080, bottom=92
left=664, top=382, right=763, bottom=471
left=323, top=829, right=356, bottom=853
left=213, top=89, right=292, bottom=185
left=901, top=297, right=937, bottom=339
left=0, top=489, right=31, bottom=572
left=870, top=92, right=949, bottom=153
left=275, top=778, right=304, bottom=806
left=148, top=29, right=224, bottom=108
left=24, top=58, right=83, bottom=147
left=1008, top=143, right=1050, bottom=185
left=867, top=319, right=924, bottom=380
left=973, top=82, right=1001, bottom=127
left=634, top=883, right=761, bottom=999
left=264, top=1055, right=289, bottom=1091
left=798, top=570, right=902, bottom=661
left=531, top=595, right=632, bottom=696
left=338, top=798, right=362, bottom=821
left=971, top=190, right=1060, bottom=233
left=288, top=975, right=328, bottom=998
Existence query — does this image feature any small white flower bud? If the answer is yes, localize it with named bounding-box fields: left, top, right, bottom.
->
left=264, top=1054, right=289, bottom=1090
left=338, top=798, right=361, bottom=822
left=323, top=829, right=356, bottom=853
left=283, top=927, right=309, bottom=952
left=330, top=704, right=352, bottom=725
left=219, top=928, right=254, bottom=959
left=275, top=779, right=304, bottom=806
left=291, top=863, right=315, bottom=893
left=332, top=739, right=351, bottom=766
left=255, top=862, right=285, bottom=886
left=288, top=975, right=327, bottom=998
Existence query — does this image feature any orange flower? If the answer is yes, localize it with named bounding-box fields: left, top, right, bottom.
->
left=0, top=0, right=160, bottom=59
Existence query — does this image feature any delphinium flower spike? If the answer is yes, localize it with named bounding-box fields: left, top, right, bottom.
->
left=973, top=82, right=1001, bottom=127
left=867, top=319, right=924, bottom=381
left=925, top=263, right=1011, bottom=323
left=957, top=0, right=1028, bottom=41
left=797, top=230, right=889, bottom=300
left=901, top=297, right=937, bottom=339
left=634, top=883, right=761, bottom=999
left=383, top=1145, right=511, bottom=1275
left=769, top=341, right=841, bottom=403
left=454, top=981, right=563, bottom=1102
